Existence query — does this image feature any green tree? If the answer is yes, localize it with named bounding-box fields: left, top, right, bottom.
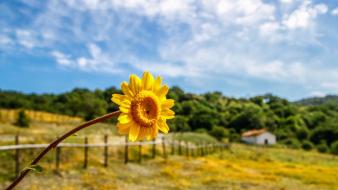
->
left=209, top=126, right=227, bottom=141
left=331, top=141, right=338, bottom=155
left=15, top=110, right=30, bottom=127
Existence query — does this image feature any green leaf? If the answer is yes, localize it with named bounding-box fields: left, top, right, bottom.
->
left=21, top=164, right=43, bottom=174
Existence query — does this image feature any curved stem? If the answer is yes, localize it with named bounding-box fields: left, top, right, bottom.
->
left=6, top=111, right=121, bottom=190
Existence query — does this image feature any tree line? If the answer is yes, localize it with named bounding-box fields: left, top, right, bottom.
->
left=0, top=87, right=337, bottom=154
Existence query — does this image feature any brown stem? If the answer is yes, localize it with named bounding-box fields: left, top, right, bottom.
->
left=6, top=111, right=121, bottom=190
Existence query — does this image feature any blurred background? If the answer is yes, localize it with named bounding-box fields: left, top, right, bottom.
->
left=0, top=0, right=337, bottom=190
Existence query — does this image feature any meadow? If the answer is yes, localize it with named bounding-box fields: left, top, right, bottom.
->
left=0, top=111, right=337, bottom=190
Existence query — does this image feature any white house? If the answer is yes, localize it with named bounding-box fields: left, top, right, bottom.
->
left=241, top=129, right=276, bottom=145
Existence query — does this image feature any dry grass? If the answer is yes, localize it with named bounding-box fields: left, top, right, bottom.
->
left=0, top=143, right=337, bottom=190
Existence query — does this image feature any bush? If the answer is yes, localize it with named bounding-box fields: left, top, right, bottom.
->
left=209, top=126, right=227, bottom=141
left=195, top=128, right=208, bottom=133
left=331, top=141, right=338, bottom=155
left=296, top=128, right=309, bottom=140
left=317, top=143, right=329, bottom=153
left=15, top=110, right=30, bottom=127
left=301, top=140, right=313, bottom=151
left=283, top=138, right=301, bottom=149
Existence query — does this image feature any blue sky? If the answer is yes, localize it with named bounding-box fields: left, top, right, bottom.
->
left=0, top=0, right=338, bottom=100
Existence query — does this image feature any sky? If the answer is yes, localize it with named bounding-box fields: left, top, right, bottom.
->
left=0, top=0, right=338, bottom=100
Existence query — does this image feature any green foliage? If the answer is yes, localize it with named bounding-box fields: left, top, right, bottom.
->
left=283, top=139, right=301, bottom=149
left=21, top=165, right=43, bottom=174
left=1, top=87, right=338, bottom=154
left=228, top=104, right=264, bottom=132
left=310, top=122, right=338, bottom=146
left=317, top=143, right=329, bottom=153
left=302, top=140, right=314, bottom=151
left=331, top=141, right=338, bottom=155
left=296, top=128, right=309, bottom=140
left=209, top=126, right=227, bottom=141
left=168, top=116, right=190, bottom=132
left=15, top=110, right=29, bottom=127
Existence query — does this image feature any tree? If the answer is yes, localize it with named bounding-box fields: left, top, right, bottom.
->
left=168, top=116, right=190, bottom=132
left=209, top=126, right=227, bottom=141
left=228, top=104, right=265, bottom=132
left=15, top=110, right=30, bottom=127
left=302, top=140, right=313, bottom=151
left=331, top=141, right=338, bottom=155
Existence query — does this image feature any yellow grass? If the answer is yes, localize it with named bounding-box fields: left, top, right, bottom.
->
left=0, top=143, right=337, bottom=190
left=0, top=109, right=82, bottom=124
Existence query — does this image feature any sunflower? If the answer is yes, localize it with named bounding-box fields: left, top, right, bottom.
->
left=112, top=72, right=175, bottom=141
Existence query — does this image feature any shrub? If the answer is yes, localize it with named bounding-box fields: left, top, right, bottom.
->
left=317, top=143, right=329, bottom=153
left=15, top=110, right=30, bottom=127
left=301, top=140, right=313, bottom=151
left=296, top=128, right=309, bottom=140
left=209, top=126, right=227, bottom=141
left=331, top=141, right=338, bottom=155
left=195, top=128, right=208, bottom=133
left=283, top=138, right=301, bottom=149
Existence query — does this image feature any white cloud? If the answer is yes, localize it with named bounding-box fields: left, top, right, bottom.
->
left=0, top=35, right=12, bottom=45
left=51, top=51, right=72, bottom=65
left=332, top=8, right=338, bottom=16
left=15, top=29, right=37, bottom=49
left=283, top=1, right=327, bottom=29
left=280, top=0, right=293, bottom=4
left=259, top=21, right=281, bottom=41
left=10, top=0, right=337, bottom=97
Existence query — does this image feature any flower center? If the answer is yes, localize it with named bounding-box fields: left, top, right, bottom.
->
left=130, top=91, right=160, bottom=128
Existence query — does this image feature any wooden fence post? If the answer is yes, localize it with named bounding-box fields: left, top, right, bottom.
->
left=178, top=141, right=182, bottom=155
left=162, top=136, right=167, bottom=160
left=124, top=136, right=129, bottom=164
left=202, top=143, right=205, bottom=156
left=55, top=146, right=61, bottom=172
left=185, top=141, right=189, bottom=157
left=84, top=137, right=88, bottom=169
left=152, top=138, right=156, bottom=159
left=104, top=134, right=108, bottom=167
left=138, top=141, right=142, bottom=163
left=14, top=134, right=20, bottom=176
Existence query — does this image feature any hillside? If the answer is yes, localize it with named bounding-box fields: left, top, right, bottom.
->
left=1, top=88, right=338, bottom=155
left=0, top=143, right=337, bottom=190
left=295, top=95, right=338, bottom=106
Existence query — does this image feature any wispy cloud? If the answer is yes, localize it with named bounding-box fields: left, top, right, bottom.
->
left=0, top=0, right=338, bottom=98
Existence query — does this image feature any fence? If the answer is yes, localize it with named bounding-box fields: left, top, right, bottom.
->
left=0, top=134, right=229, bottom=177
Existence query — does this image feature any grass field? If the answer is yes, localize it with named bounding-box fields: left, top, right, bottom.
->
left=0, top=121, right=337, bottom=190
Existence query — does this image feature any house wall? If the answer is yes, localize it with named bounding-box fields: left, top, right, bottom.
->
left=241, top=132, right=276, bottom=145
left=256, top=132, right=276, bottom=145
left=241, top=136, right=257, bottom=144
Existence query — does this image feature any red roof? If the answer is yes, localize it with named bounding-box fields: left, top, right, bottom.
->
left=241, top=129, right=267, bottom=137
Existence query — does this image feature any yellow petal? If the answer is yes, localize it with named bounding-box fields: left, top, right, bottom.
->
left=118, top=114, right=131, bottom=124
left=111, top=94, right=124, bottom=105
left=156, top=85, right=169, bottom=98
left=162, top=99, right=174, bottom=109
left=129, top=74, right=141, bottom=95
left=153, top=76, right=162, bottom=92
left=120, top=99, right=131, bottom=107
left=157, top=119, right=169, bottom=134
left=129, top=124, right=140, bottom=141
left=142, top=72, right=154, bottom=90
left=146, top=128, right=152, bottom=140
left=151, top=126, right=158, bottom=139
left=118, top=123, right=130, bottom=134
left=121, top=82, right=134, bottom=97
left=119, top=106, right=130, bottom=113
left=137, top=127, right=146, bottom=141
left=161, top=109, right=175, bottom=119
